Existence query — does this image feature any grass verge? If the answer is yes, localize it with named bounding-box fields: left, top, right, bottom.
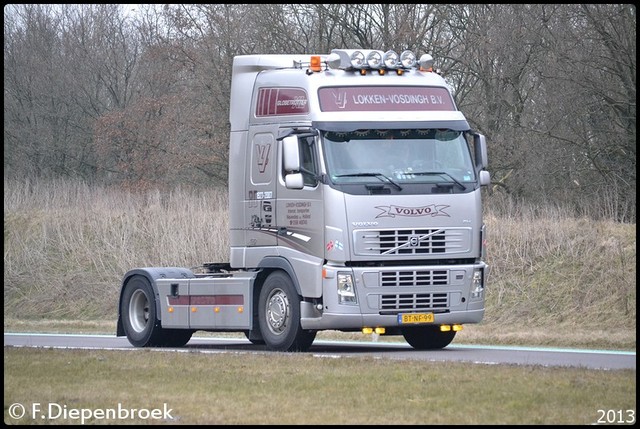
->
left=3, top=347, right=636, bottom=425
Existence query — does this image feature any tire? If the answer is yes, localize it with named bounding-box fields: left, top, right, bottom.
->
left=120, top=275, right=192, bottom=347
left=401, top=325, right=456, bottom=350
left=258, top=271, right=316, bottom=352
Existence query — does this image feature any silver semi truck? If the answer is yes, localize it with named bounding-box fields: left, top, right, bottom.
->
left=116, top=48, right=491, bottom=352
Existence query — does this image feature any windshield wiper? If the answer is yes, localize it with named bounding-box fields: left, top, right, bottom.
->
left=411, top=171, right=466, bottom=190
left=335, top=172, right=403, bottom=191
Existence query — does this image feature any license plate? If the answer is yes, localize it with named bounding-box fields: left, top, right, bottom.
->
left=398, top=313, right=434, bottom=324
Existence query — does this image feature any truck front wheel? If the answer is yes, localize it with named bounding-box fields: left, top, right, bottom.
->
left=258, top=271, right=316, bottom=352
left=401, top=325, right=456, bottom=350
left=121, top=275, right=192, bottom=347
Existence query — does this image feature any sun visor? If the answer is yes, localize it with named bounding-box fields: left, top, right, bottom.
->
left=312, top=120, right=470, bottom=132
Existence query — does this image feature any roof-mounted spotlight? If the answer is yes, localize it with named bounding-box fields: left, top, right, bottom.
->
left=400, top=50, right=416, bottom=69
left=383, top=50, right=400, bottom=69
left=366, top=50, right=383, bottom=69
left=350, top=51, right=366, bottom=69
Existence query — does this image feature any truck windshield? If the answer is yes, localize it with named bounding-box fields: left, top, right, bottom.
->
left=322, top=129, right=476, bottom=186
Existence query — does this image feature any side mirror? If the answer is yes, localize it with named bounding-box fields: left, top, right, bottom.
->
left=285, top=173, right=304, bottom=190
left=473, top=133, right=488, bottom=170
left=283, top=135, right=300, bottom=172
left=479, top=170, right=491, bottom=186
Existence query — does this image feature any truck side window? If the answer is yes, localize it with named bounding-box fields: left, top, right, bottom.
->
left=299, top=136, right=318, bottom=187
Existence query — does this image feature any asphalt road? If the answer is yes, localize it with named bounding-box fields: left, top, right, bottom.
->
left=4, top=333, right=635, bottom=370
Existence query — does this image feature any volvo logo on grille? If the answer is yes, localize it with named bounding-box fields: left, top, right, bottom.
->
left=409, top=235, right=420, bottom=247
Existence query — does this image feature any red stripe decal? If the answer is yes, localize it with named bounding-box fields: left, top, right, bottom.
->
left=168, top=295, right=244, bottom=306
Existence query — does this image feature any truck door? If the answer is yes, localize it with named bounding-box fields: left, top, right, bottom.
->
left=277, top=133, right=325, bottom=259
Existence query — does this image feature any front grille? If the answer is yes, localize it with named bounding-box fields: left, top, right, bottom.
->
left=381, top=270, right=449, bottom=287
left=354, top=228, right=469, bottom=256
left=380, top=293, right=449, bottom=312
left=379, top=229, right=445, bottom=254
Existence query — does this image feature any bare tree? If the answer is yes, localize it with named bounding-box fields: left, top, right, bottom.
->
left=4, top=4, right=141, bottom=181
left=533, top=4, right=636, bottom=219
left=3, top=4, right=635, bottom=220
left=436, top=4, right=635, bottom=220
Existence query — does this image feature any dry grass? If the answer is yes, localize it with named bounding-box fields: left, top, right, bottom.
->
left=4, top=179, right=228, bottom=320
left=4, top=347, right=636, bottom=425
left=3, top=178, right=636, bottom=350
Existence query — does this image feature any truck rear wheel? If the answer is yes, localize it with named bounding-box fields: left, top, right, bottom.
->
left=258, top=271, right=316, bottom=352
left=401, top=325, right=456, bottom=350
left=121, top=275, right=192, bottom=347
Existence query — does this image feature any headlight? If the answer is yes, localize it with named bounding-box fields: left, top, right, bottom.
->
left=470, top=269, right=484, bottom=299
left=337, top=273, right=357, bottom=304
